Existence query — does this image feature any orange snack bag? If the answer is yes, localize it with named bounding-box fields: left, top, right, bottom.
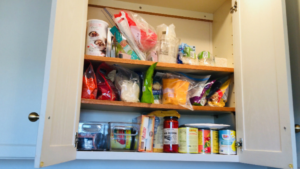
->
left=162, top=78, right=190, bottom=105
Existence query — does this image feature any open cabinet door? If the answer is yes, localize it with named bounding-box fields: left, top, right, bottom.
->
left=34, top=0, right=87, bottom=168
left=232, top=0, right=297, bottom=168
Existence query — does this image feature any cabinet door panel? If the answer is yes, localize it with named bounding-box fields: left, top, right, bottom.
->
left=34, top=0, right=87, bottom=168
left=233, top=0, right=297, bottom=168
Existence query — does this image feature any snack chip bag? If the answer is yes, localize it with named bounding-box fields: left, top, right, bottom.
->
left=208, top=77, right=232, bottom=107
left=141, top=62, right=157, bottom=103
left=96, top=64, right=119, bottom=101
left=82, top=60, right=97, bottom=99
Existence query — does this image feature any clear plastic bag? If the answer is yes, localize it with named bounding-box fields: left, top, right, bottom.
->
left=162, top=73, right=195, bottom=110
left=178, top=43, right=198, bottom=65
left=114, top=65, right=140, bottom=102
left=176, top=74, right=212, bottom=106
left=198, top=51, right=215, bottom=66
left=113, top=11, right=158, bottom=59
left=157, top=24, right=180, bottom=63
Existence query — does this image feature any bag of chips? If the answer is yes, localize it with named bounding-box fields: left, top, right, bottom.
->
left=141, top=63, right=157, bottom=103
left=208, top=77, right=232, bottom=107
left=96, top=64, right=119, bottom=101
left=82, top=60, right=97, bottom=99
left=162, top=73, right=194, bottom=110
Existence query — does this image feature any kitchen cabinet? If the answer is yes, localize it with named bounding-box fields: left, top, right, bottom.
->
left=34, top=0, right=297, bottom=168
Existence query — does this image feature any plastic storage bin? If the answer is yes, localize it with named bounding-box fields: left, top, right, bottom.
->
left=77, top=122, right=109, bottom=151
left=109, top=122, right=140, bottom=152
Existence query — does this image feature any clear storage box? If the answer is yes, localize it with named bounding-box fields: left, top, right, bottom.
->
left=109, top=122, right=140, bottom=152
left=77, top=122, right=109, bottom=151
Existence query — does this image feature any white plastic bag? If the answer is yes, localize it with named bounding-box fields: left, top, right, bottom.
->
left=157, top=24, right=180, bottom=63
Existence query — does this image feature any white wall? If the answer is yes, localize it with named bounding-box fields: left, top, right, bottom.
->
left=0, top=0, right=51, bottom=158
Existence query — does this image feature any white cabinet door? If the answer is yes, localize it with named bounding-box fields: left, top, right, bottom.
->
left=285, top=0, right=300, bottom=167
left=233, top=0, right=297, bottom=168
left=34, top=0, right=87, bottom=168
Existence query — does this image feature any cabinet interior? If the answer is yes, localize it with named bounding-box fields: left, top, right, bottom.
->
left=78, top=0, right=235, bottom=155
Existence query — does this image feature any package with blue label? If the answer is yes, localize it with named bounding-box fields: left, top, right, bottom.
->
left=177, top=43, right=198, bottom=65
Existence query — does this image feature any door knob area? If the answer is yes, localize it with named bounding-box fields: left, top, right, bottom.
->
left=28, top=112, right=39, bottom=122
left=295, top=124, right=300, bottom=133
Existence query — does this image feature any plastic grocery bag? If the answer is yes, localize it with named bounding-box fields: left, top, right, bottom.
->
left=114, top=65, right=140, bottom=102
left=141, top=63, right=157, bottom=103
left=207, top=77, right=232, bottom=107
left=157, top=24, right=179, bottom=64
left=113, top=11, right=157, bottom=59
left=162, top=73, right=195, bottom=110
left=82, top=60, right=97, bottom=99
left=96, top=64, right=119, bottom=101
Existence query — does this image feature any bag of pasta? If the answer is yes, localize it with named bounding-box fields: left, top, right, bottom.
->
left=207, top=77, right=232, bottom=107
left=162, top=73, right=195, bottom=110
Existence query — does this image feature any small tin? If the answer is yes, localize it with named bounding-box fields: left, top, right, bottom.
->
left=219, top=130, right=236, bottom=155
left=198, top=129, right=219, bottom=154
left=178, top=127, right=198, bottom=154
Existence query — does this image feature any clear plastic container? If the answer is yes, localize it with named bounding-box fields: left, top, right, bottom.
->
left=77, top=122, right=109, bottom=151
left=109, top=122, right=140, bottom=152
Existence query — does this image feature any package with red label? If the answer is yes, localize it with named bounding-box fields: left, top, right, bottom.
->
left=81, top=60, right=97, bottom=99
left=132, top=115, right=155, bottom=152
left=95, top=63, right=119, bottom=101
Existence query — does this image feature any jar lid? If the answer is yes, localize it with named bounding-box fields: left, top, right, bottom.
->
left=164, top=116, right=178, bottom=120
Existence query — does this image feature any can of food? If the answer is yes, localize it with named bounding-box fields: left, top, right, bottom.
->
left=219, top=130, right=236, bottom=155
left=211, top=130, right=219, bottom=154
left=198, top=129, right=219, bottom=154
left=178, top=127, right=198, bottom=154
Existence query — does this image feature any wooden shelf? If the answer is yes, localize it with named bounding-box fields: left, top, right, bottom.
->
left=85, top=55, right=234, bottom=75
left=81, top=99, right=235, bottom=114
left=76, top=152, right=239, bottom=162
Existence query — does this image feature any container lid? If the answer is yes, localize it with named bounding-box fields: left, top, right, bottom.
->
left=164, top=116, right=178, bottom=120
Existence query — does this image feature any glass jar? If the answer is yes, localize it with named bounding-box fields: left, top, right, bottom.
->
left=163, top=116, right=179, bottom=153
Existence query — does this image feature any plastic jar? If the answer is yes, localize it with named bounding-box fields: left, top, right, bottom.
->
left=163, top=116, right=179, bottom=153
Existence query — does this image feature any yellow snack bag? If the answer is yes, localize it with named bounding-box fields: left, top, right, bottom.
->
left=162, top=78, right=190, bottom=105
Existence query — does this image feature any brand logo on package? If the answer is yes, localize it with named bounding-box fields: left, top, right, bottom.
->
left=222, top=134, right=229, bottom=140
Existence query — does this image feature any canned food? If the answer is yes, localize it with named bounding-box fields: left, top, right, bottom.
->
left=198, top=129, right=218, bottom=154
left=178, top=127, right=198, bottom=154
left=219, top=130, right=236, bottom=155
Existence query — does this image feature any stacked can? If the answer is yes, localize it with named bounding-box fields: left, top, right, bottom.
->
left=178, top=126, right=198, bottom=154
left=219, top=130, right=236, bottom=155
left=198, top=129, right=219, bottom=154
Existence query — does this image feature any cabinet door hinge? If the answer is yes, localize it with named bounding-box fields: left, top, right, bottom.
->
left=236, top=138, right=243, bottom=151
left=74, top=132, right=78, bottom=148
left=230, top=1, right=238, bottom=13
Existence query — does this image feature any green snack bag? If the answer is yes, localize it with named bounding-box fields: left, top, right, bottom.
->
left=141, top=62, right=158, bottom=103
